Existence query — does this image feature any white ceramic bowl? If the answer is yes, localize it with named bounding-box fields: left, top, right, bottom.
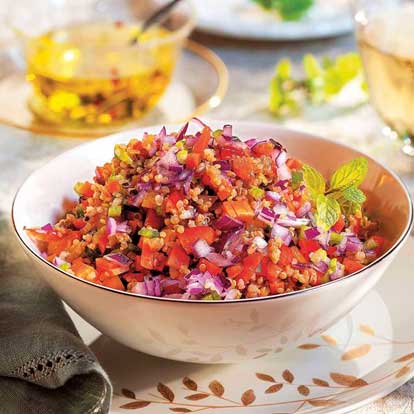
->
left=12, top=121, right=413, bottom=363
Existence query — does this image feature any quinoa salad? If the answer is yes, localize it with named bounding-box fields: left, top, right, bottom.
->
left=26, top=120, right=386, bottom=300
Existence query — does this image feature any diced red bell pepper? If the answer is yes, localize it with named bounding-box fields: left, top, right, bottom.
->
left=96, top=257, right=129, bottom=276
left=243, top=252, right=264, bottom=271
left=286, top=158, right=302, bottom=170
left=327, top=246, right=337, bottom=257
left=97, top=233, right=108, bottom=255
left=107, top=180, right=121, bottom=194
left=198, top=258, right=221, bottom=276
left=371, top=235, right=385, bottom=256
left=226, top=264, right=243, bottom=279
left=102, top=276, right=125, bottom=291
left=71, top=258, right=96, bottom=281
left=163, top=280, right=182, bottom=294
left=47, top=231, right=80, bottom=256
left=178, top=226, right=215, bottom=253
left=123, top=272, right=145, bottom=283
left=343, top=258, right=364, bottom=274
left=76, top=182, right=94, bottom=198
left=153, top=252, right=167, bottom=272
left=261, top=257, right=281, bottom=282
left=232, top=157, right=254, bottom=183
left=145, top=209, right=163, bottom=229
left=332, top=215, right=345, bottom=233
left=142, top=191, right=158, bottom=209
left=269, top=279, right=285, bottom=295
left=167, top=243, right=190, bottom=269
left=278, top=245, right=293, bottom=267
left=73, top=218, right=86, bottom=230
left=299, top=239, right=320, bottom=260
left=140, top=238, right=160, bottom=270
left=164, top=190, right=184, bottom=213
left=252, top=142, right=274, bottom=157
left=193, top=127, right=211, bottom=153
left=220, top=144, right=245, bottom=159
left=222, top=200, right=255, bottom=223
left=185, top=153, right=201, bottom=170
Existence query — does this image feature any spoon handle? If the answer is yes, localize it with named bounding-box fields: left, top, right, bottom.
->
left=131, top=0, right=183, bottom=44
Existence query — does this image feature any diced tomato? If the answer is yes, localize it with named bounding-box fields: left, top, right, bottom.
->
left=252, top=142, right=274, bottom=157
left=107, top=180, right=121, bottom=194
left=140, top=238, right=158, bottom=270
left=47, top=231, right=80, bottom=256
left=269, top=279, right=285, bottom=295
left=278, top=245, right=293, bottom=267
left=178, top=226, right=215, bottom=253
left=185, top=153, right=201, bottom=170
left=332, top=215, right=345, bottom=233
left=222, top=200, right=255, bottom=223
left=128, top=219, right=141, bottom=234
left=238, top=268, right=255, bottom=283
left=97, top=233, right=108, bottom=255
left=163, top=280, right=182, bottom=293
left=153, top=252, right=167, bottom=272
left=76, top=182, right=94, bottom=198
left=26, top=228, right=60, bottom=243
left=193, top=127, right=211, bottom=153
left=72, top=258, right=96, bottom=281
left=142, top=191, right=158, bottom=209
left=291, top=246, right=307, bottom=263
left=286, top=158, right=302, bottom=170
left=299, top=239, right=320, bottom=260
left=102, top=276, right=125, bottom=291
left=145, top=209, right=163, bottom=229
left=261, top=257, right=281, bottom=282
left=164, top=190, right=184, bottom=213
left=220, top=144, right=245, bottom=159
left=217, top=181, right=233, bottom=201
left=123, top=272, right=145, bottom=283
left=232, top=157, right=254, bottom=183
left=226, top=264, right=243, bottom=279
left=169, top=267, right=182, bottom=280
left=243, top=252, right=264, bottom=271
left=371, top=235, right=385, bottom=256
left=350, top=216, right=362, bottom=234
left=343, top=258, right=364, bottom=274
left=73, top=218, right=86, bottom=230
left=327, top=246, right=337, bottom=257
left=167, top=243, right=190, bottom=269
left=198, top=258, right=221, bottom=276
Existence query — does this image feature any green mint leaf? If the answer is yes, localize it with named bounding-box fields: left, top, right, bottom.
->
left=342, top=186, right=366, bottom=204
left=316, top=194, right=341, bottom=231
left=330, top=157, right=368, bottom=192
left=302, top=164, right=326, bottom=199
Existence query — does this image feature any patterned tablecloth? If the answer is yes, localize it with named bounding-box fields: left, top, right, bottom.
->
left=0, top=30, right=413, bottom=413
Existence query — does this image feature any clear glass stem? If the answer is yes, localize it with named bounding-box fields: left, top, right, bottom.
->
left=401, top=135, right=414, bottom=157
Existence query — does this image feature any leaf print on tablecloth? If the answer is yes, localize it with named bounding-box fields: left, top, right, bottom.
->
left=395, top=353, right=414, bottom=363
left=298, top=385, right=310, bottom=396
left=120, top=401, right=151, bottom=409
left=157, top=383, right=175, bottom=402
left=282, top=369, right=294, bottom=383
left=396, top=366, right=411, bottom=378
left=256, top=373, right=275, bottom=382
left=298, top=344, right=320, bottom=350
left=209, top=380, right=225, bottom=397
left=321, top=335, right=337, bottom=345
left=330, top=373, right=368, bottom=387
left=183, top=377, right=198, bottom=391
left=185, top=393, right=209, bottom=401
left=341, top=344, right=372, bottom=361
left=265, top=384, right=283, bottom=394
left=312, top=378, right=329, bottom=387
left=121, top=388, right=136, bottom=399
left=170, top=408, right=192, bottom=413
left=241, top=389, right=256, bottom=406
left=307, top=399, right=341, bottom=407
left=359, top=324, right=375, bottom=336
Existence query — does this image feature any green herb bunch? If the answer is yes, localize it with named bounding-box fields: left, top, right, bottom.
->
left=298, top=158, right=369, bottom=230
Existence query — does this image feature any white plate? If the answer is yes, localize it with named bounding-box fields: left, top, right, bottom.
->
left=70, top=237, right=414, bottom=413
left=194, top=0, right=353, bottom=40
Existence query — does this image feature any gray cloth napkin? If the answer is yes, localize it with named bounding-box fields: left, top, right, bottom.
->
left=0, top=267, right=112, bottom=414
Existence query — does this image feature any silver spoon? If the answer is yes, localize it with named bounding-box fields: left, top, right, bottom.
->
left=130, top=0, right=183, bottom=45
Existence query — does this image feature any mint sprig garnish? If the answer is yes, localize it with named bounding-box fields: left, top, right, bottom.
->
left=301, top=157, right=368, bottom=230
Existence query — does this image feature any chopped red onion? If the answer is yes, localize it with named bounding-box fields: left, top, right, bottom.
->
left=104, top=253, right=131, bottom=267
left=214, top=214, right=243, bottom=231
left=206, top=252, right=235, bottom=267
left=253, top=236, right=268, bottom=250
left=131, top=282, right=147, bottom=295
left=191, top=117, right=208, bottom=129
left=346, top=237, right=363, bottom=253
left=193, top=239, right=214, bottom=258
left=277, top=163, right=292, bottom=181
left=214, top=160, right=231, bottom=171
left=271, top=224, right=292, bottom=246
left=245, top=138, right=258, bottom=148
left=176, top=122, right=189, bottom=141
left=297, top=201, right=311, bottom=218
left=312, top=261, right=329, bottom=274
left=222, top=124, right=233, bottom=139
left=305, top=227, right=320, bottom=240
left=106, top=217, right=117, bottom=236
left=116, top=221, right=131, bottom=233
left=275, top=150, right=288, bottom=167
left=258, top=207, right=277, bottom=223
left=277, top=217, right=310, bottom=228
left=266, top=191, right=281, bottom=201
left=224, top=289, right=239, bottom=300
left=41, top=223, right=53, bottom=231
